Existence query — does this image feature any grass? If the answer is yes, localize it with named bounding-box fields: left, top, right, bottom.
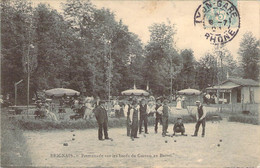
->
left=228, top=114, right=259, bottom=125
left=1, top=112, right=32, bottom=167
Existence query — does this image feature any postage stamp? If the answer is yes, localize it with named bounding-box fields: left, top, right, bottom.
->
left=194, top=0, right=240, bottom=45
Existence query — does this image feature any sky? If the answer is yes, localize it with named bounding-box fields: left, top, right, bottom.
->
left=32, top=0, right=260, bottom=60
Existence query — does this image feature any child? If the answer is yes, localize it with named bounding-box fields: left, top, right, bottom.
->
left=173, top=118, right=187, bottom=136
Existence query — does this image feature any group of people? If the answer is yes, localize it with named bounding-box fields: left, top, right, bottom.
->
left=175, top=95, right=187, bottom=110
left=203, top=93, right=218, bottom=104
left=35, top=101, right=58, bottom=121
left=93, top=97, right=207, bottom=141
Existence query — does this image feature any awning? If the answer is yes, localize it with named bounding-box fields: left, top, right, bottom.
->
left=206, top=84, right=240, bottom=92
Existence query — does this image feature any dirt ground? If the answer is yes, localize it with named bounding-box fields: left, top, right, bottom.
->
left=24, top=120, right=260, bottom=167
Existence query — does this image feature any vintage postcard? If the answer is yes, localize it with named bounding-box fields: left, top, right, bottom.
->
left=1, top=0, right=260, bottom=167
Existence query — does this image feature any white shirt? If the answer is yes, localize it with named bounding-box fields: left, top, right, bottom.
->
left=196, top=105, right=207, bottom=121
left=124, top=104, right=129, bottom=117
left=157, top=106, right=163, bottom=114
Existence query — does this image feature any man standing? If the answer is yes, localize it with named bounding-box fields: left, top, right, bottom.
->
left=139, top=99, right=148, bottom=134
left=160, top=100, right=169, bottom=137
left=154, top=99, right=162, bottom=133
left=129, top=100, right=139, bottom=139
left=124, top=99, right=132, bottom=136
left=94, top=100, right=109, bottom=141
left=192, top=101, right=206, bottom=137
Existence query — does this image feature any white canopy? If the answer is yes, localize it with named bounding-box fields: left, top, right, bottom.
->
left=121, top=84, right=149, bottom=96
left=177, top=88, right=201, bottom=95
left=45, top=88, right=80, bottom=97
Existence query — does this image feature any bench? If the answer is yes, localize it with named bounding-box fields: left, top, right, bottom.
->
left=242, top=111, right=250, bottom=115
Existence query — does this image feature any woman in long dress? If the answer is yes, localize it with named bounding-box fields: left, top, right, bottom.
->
left=84, top=97, right=94, bottom=119
left=176, top=96, right=182, bottom=110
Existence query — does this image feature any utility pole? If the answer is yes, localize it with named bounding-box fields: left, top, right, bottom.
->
left=216, top=45, right=224, bottom=112
left=27, top=44, right=34, bottom=117
left=170, top=56, right=173, bottom=97
left=108, top=40, right=112, bottom=103
left=15, top=79, right=23, bottom=106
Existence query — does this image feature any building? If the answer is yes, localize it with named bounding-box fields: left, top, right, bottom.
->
left=206, top=78, right=260, bottom=104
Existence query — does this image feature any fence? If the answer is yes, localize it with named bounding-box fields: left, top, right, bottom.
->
left=208, top=103, right=259, bottom=115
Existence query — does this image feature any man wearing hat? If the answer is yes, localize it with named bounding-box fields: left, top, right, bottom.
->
left=94, top=100, right=109, bottom=140
left=124, top=99, right=132, bottom=136
left=173, top=117, right=186, bottom=136
left=192, top=101, right=206, bottom=137
left=154, top=99, right=162, bottom=133
left=160, top=99, right=169, bottom=137
left=139, top=99, right=148, bottom=134
left=129, top=100, right=140, bottom=139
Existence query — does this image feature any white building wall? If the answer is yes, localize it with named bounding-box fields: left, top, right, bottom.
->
left=241, top=87, right=250, bottom=103
left=241, top=86, right=260, bottom=103
left=253, top=87, right=260, bottom=103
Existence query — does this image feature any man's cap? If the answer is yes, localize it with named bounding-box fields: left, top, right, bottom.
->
left=195, top=100, right=201, bottom=103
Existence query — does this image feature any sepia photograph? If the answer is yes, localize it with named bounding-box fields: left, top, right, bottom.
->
left=1, top=0, right=260, bottom=167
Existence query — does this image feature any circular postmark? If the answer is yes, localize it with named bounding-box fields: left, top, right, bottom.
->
left=194, top=0, right=240, bottom=45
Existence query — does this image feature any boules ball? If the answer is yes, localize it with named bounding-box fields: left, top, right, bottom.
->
left=217, top=144, right=220, bottom=147
left=174, top=140, right=177, bottom=142
left=63, top=143, right=68, bottom=146
left=219, top=139, right=222, bottom=142
left=165, top=140, right=168, bottom=143
left=72, top=138, right=75, bottom=141
left=110, top=138, right=113, bottom=141
left=73, top=134, right=75, bottom=136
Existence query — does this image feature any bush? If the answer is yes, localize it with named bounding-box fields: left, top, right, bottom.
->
left=228, top=114, right=259, bottom=125
left=13, top=115, right=197, bottom=130
left=12, top=112, right=224, bottom=130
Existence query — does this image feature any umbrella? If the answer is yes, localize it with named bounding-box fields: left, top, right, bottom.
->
left=45, top=88, right=80, bottom=97
left=177, top=89, right=201, bottom=95
left=121, top=84, right=149, bottom=96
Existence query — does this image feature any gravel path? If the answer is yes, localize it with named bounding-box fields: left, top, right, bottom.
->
left=24, top=120, right=260, bottom=167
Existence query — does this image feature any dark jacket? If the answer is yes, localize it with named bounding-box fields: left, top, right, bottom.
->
left=139, top=104, right=147, bottom=116
left=197, top=105, right=204, bottom=119
left=94, top=106, right=108, bottom=124
left=155, top=104, right=162, bottom=118
left=173, top=122, right=184, bottom=130
left=162, top=105, right=169, bottom=117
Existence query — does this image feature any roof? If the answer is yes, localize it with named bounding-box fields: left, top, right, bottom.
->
left=206, top=84, right=240, bottom=90
left=221, top=78, right=259, bottom=87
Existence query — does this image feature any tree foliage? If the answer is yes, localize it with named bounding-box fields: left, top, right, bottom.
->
left=1, top=0, right=258, bottom=104
left=238, top=32, right=260, bottom=80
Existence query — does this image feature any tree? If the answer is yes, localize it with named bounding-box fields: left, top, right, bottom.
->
left=195, top=53, right=218, bottom=90
left=143, top=22, right=179, bottom=96
left=63, top=0, right=144, bottom=98
left=238, top=32, right=260, bottom=81
left=1, top=0, right=36, bottom=103
left=175, top=49, right=196, bottom=90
